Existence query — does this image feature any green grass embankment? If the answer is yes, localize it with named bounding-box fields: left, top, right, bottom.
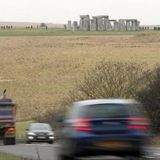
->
left=16, top=120, right=34, bottom=139
left=0, top=152, right=23, bottom=160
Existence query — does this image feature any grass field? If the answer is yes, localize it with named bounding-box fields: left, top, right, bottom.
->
left=0, top=28, right=160, bottom=120
left=16, top=120, right=34, bottom=138
left=0, top=28, right=157, bottom=37
left=0, top=152, right=22, bottom=160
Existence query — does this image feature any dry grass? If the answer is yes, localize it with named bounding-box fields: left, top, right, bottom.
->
left=0, top=33, right=160, bottom=120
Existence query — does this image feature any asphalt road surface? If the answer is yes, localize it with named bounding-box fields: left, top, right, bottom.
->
left=0, top=143, right=159, bottom=160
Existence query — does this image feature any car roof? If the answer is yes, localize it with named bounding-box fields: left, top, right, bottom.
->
left=73, top=98, right=139, bottom=107
left=0, top=97, right=15, bottom=106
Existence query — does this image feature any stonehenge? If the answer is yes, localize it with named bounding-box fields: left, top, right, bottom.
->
left=66, top=15, right=140, bottom=32
left=90, top=16, right=109, bottom=31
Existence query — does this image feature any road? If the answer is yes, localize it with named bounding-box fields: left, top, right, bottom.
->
left=0, top=143, right=159, bottom=160
left=0, top=143, right=56, bottom=160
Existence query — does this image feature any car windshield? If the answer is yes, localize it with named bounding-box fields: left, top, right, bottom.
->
left=76, top=103, right=143, bottom=118
left=30, top=124, right=52, bottom=131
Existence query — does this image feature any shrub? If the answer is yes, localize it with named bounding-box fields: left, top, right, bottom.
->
left=136, top=66, right=160, bottom=132
left=68, top=61, right=149, bottom=101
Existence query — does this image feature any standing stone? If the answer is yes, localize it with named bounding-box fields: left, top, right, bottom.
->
left=90, top=17, right=98, bottom=31
left=109, top=20, right=115, bottom=31
left=131, top=20, right=136, bottom=31
left=126, top=20, right=132, bottom=31
left=103, top=16, right=109, bottom=31
left=72, top=21, right=78, bottom=31
left=96, top=16, right=109, bottom=31
left=67, top=21, right=72, bottom=31
left=113, top=20, right=119, bottom=31
left=105, top=19, right=112, bottom=31
left=129, top=19, right=138, bottom=31
left=97, top=16, right=103, bottom=31
left=79, top=15, right=90, bottom=31
left=119, top=19, right=126, bottom=31
left=64, top=25, right=67, bottom=30
left=136, top=20, right=140, bottom=30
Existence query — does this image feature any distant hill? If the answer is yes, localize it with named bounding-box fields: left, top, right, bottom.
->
left=0, top=22, right=64, bottom=28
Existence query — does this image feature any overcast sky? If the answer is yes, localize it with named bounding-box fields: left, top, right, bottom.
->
left=0, top=0, right=159, bottom=25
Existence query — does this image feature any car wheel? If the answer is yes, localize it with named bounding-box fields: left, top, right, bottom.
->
left=26, top=140, right=31, bottom=144
left=48, top=140, right=53, bottom=144
left=57, top=154, right=76, bottom=160
left=57, top=139, right=77, bottom=160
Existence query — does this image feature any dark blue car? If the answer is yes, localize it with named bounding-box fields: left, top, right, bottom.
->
left=56, top=99, right=151, bottom=160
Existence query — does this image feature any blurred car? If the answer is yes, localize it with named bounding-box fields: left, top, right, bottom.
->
left=26, top=123, right=54, bottom=144
left=56, top=99, right=151, bottom=160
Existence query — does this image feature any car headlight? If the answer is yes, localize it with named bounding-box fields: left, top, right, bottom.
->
left=28, top=132, right=36, bottom=136
left=48, top=132, right=54, bottom=136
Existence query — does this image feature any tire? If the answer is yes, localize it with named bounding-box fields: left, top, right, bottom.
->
left=57, top=154, right=71, bottom=160
left=26, top=140, right=31, bottom=144
left=11, top=137, right=16, bottom=145
left=57, top=139, right=77, bottom=160
left=3, top=137, right=16, bottom=145
left=125, top=147, right=146, bottom=160
left=57, top=154, right=76, bottom=160
left=126, top=154, right=145, bottom=160
left=48, top=140, right=53, bottom=144
left=3, top=138, right=7, bottom=145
